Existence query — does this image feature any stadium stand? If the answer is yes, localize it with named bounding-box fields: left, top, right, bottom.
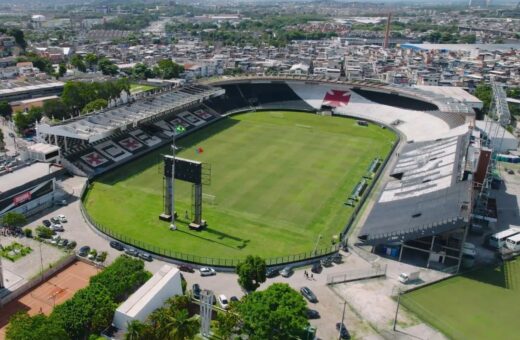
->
left=352, top=88, right=439, bottom=111
left=205, top=83, right=314, bottom=114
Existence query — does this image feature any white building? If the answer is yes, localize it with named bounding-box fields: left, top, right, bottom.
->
left=112, top=265, right=183, bottom=331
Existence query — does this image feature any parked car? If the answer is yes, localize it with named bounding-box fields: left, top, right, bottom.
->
left=56, top=199, right=68, bottom=206
left=266, top=268, right=279, bottom=278
left=331, top=253, right=342, bottom=263
left=218, top=294, right=229, bottom=309
left=50, top=217, right=60, bottom=224
left=306, top=309, right=320, bottom=319
left=139, top=252, right=153, bottom=262
left=78, top=246, right=90, bottom=257
left=192, top=284, right=201, bottom=299
left=336, top=323, right=350, bottom=339
left=42, top=220, right=51, bottom=227
left=320, top=257, right=333, bottom=267
left=178, top=264, right=195, bottom=273
left=110, top=241, right=124, bottom=251
left=300, top=287, right=318, bottom=303
left=125, top=248, right=139, bottom=257
left=58, top=214, right=67, bottom=223
left=57, top=239, right=69, bottom=247
left=67, top=241, right=77, bottom=250
left=280, top=266, right=293, bottom=278
left=230, top=296, right=239, bottom=303
left=199, top=267, right=216, bottom=276
left=311, top=262, right=322, bottom=274
left=51, top=223, right=64, bottom=232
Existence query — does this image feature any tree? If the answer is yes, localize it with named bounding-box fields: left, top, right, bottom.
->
left=132, top=63, right=154, bottom=80
left=0, top=128, right=4, bottom=151
left=58, top=63, right=67, bottom=78
left=50, top=283, right=117, bottom=339
left=70, top=54, right=86, bottom=72
left=12, top=111, right=30, bottom=132
left=475, top=83, right=492, bottom=114
left=125, top=320, right=149, bottom=340
left=236, top=255, right=266, bottom=292
left=89, top=255, right=151, bottom=302
left=238, top=283, right=308, bottom=340
left=82, top=99, right=108, bottom=114
left=216, top=306, right=241, bottom=339
left=6, top=312, right=67, bottom=340
left=156, top=59, right=184, bottom=79
left=85, top=53, right=99, bottom=70
left=36, top=225, right=54, bottom=239
left=2, top=211, right=27, bottom=228
left=42, top=99, right=68, bottom=120
left=8, top=28, right=26, bottom=49
left=0, top=100, right=12, bottom=118
left=98, top=57, right=119, bottom=76
left=164, top=309, right=199, bottom=340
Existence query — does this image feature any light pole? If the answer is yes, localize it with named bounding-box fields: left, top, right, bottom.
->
left=169, top=126, right=185, bottom=231
left=338, top=300, right=346, bottom=340
left=393, top=287, right=402, bottom=331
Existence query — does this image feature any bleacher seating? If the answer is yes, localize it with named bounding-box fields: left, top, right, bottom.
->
left=63, top=106, right=220, bottom=177
left=352, top=88, right=439, bottom=111
left=205, top=83, right=314, bottom=114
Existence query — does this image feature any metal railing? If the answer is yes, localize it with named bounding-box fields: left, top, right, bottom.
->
left=80, top=199, right=339, bottom=268
left=326, top=264, right=387, bottom=285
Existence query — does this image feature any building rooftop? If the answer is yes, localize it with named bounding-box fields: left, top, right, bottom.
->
left=0, top=161, right=60, bottom=193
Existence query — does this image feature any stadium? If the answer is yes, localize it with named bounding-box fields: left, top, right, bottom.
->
left=34, top=75, right=482, bottom=269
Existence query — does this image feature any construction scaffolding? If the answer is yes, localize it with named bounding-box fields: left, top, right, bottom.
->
left=474, top=80, right=511, bottom=222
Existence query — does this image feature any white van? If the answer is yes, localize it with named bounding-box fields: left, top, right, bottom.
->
left=505, top=234, right=520, bottom=251
left=489, top=228, right=520, bottom=249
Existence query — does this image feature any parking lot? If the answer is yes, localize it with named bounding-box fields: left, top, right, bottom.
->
left=14, top=174, right=453, bottom=339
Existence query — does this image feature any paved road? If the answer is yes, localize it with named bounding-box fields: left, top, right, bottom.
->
left=21, top=176, right=383, bottom=339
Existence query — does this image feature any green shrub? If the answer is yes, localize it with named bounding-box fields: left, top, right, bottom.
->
left=23, top=228, right=32, bottom=238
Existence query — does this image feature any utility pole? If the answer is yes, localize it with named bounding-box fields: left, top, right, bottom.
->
left=338, top=300, right=347, bottom=340
left=393, top=288, right=402, bottom=331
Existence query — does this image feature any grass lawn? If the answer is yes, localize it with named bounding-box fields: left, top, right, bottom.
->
left=84, top=111, right=395, bottom=259
left=130, top=83, right=157, bottom=94
left=401, top=258, right=520, bottom=340
left=0, top=242, right=32, bottom=261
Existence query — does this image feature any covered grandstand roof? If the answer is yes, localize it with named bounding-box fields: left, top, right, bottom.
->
left=358, top=133, right=472, bottom=245
left=36, top=85, right=224, bottom=143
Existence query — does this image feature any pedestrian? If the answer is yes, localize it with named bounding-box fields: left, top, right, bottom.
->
left=311, top=273, right=314, bottom=280
left=304, top=270, right=307, bottom=278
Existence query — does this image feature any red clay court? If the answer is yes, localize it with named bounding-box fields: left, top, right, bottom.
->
left=0, top=261, right=99, bottom=339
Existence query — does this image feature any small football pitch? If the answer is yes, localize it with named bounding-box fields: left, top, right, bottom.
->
left=401, top=258, right=520, bottom=339
left=84, top=111, right=396, bottom=259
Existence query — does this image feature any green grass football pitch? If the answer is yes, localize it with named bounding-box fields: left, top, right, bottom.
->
left=84, top=111, right=396, bottom=259
left=401, top=258, right=520, bottom=339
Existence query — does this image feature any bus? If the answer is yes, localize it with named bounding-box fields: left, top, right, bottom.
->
left=489, top=228, right=520, bottom=249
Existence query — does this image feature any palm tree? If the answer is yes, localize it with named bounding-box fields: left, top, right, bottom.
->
left=166, top=309, right=200, bottom=340
left=125, top=320, right=148, bottom=340
left=148, top=307, right=171, bottom=340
